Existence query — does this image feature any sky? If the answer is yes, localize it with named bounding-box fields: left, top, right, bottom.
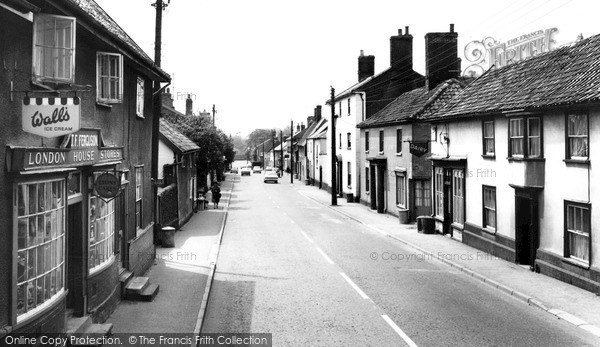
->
left=95, top=0, right=599, bottom=137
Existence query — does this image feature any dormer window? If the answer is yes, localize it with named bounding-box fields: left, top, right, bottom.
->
left=33, top=14, right=76, bottom=84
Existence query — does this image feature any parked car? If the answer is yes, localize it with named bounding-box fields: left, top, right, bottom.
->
left=264, top=170, right=279, bottom=183
left=240, top=166, right=252, bottom=176
left=252, top=166, right=262, bottom=173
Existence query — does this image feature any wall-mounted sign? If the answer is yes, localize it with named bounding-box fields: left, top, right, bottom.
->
left=7, top=128, right=124, bottom=172
left=463, top=28, right=558, bottom=77
left=95, top=173, right=120, bottom=199
left=409, top=142, right=429, bottom=157
left=22, top=97, right=81, bottom=137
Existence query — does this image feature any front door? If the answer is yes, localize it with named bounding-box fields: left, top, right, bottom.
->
left=442, top=169, right=453, bottom=235
left=515, top=194, right=539, bottom=266
left=67, top=202, right=85, bottom=316
left=413, top=179, right=432, bottom=217
left=337, top=161, right=343, bottom=196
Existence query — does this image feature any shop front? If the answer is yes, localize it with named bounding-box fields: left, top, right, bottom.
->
left=7, top=128, right=125, bottom=331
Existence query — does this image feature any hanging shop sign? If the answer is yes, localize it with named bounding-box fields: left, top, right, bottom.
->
left=94, top=173, right=121, bottom=199
left=7, top=128, right=124, bottom=172
left=22, top=97, right=81, bottom=137
left=463, top=28, right=558, bottom=77
left=409, top=142, right=429, bottom=157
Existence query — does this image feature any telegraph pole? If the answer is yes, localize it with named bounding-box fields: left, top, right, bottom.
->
left=290, top=120, right=294, bottom=184
left=330, top=86, right=337, bottom=206
left=271, top=131, right=275, bottom=168
left=280, top=130, right=283, bottom=176
left=212, top=104, right=216, bottom=127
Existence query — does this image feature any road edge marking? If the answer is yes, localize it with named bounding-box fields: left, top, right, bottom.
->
left=316, top=246, right=334, bottom=264
left=381, top=314, right=418, bottom=347
left=339, top=272, right=369, bottom=300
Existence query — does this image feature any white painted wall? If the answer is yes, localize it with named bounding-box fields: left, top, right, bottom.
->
left=158, top=140, right=175, bottom=179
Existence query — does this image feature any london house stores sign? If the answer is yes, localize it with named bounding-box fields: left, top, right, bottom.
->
left=7, top=128, right=124, bottom=172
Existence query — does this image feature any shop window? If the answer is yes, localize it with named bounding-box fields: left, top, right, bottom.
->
left=89, top=196, right=114, bottom=273
left=135, top=167, right=143, bottom=230
left=15, top=180, right=65, bottom=322
left=136, top=77, right=145, bottom=118
left=483, top=186, right=496, bottom=230
left=452, top=169, right=464, bottom=225
left=434, top=167, right=443, bottom=218
left=482, top=120, right=495, bottom=156
left=566, top=113, right=588, bottom=159
left=33, top=14, right=76, bottom=83
left=67, top=172, right=81, bottom=197
left=396, top=174, right=406, bottom=208
left=564, top=201, right=590, bottom=264
left=97, top=52, right=123, bottom=103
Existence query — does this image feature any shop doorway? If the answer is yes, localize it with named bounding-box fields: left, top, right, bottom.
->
left=413, top=179, right=432, bottom=218
left=67, top=202, right=85, bottom=317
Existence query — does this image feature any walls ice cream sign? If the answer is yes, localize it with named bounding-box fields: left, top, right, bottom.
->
left=22, top=97, right=81, bottom=137
left=463, top=28, right=558, bottom=77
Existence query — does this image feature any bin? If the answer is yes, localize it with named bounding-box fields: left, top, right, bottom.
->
left=417, top=216, right=435, bottom=234
left=346, top=193, right=354, bottom=203
left=398, top=208, right=410, bottom=224
left=161, top=226, right=176, bottom=248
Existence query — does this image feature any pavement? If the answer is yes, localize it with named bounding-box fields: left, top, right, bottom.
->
left=106, top=175, right=233, bottom=335
left=284, top=174, right=600, bottom=337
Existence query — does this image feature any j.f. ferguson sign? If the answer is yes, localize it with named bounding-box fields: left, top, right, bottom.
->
left=22, top=97, right=81, bottom=137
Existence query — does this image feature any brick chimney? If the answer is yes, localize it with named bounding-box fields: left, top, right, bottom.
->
left=307, top=116, right=314, bottom=126
left=185, top=94, right=193, bottom=116
left=314, top=105, right=322, bottom=121
left=301, top=122, right=306, bottom=131
left=390, top=26, right=413, bottom=69
left=161, top=88, right=174, bottom=109
left=425, top=24, right=461, bottom=90
left=358, top=50, right=375, bottom=82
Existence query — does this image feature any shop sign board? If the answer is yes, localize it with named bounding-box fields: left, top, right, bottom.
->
left=7, top=128, right=124, bottom=172
left=409, top=142, right=429, bottom=157
left=95, top=173, right=120, bottom=199
left=22, top=97, right=81, bottom=138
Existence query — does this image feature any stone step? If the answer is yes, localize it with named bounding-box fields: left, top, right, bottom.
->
left=66, top=313, right=92, bottom=335
left=125, top=276, right=149, bottom=299
left=68, top=323, right=113, bottom=347
left=139, top=283, right=160, bottom=302
left=119, top=270, right=134, bottom=298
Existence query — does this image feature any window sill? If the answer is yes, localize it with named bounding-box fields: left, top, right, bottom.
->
left=96, top=102, right=112, bottom=109
left=562, top=257, right=590, bottom=270
left=396, top=152, right=402, bottom=157
left=136, top=114, right=145, bottom=119
left=451, top=222, right=464, bottom=231
left=433, top=215, right=444, bottom=223
left=365, top=151, right=369, bottom=154
left=378, top=151, right=384, bottom=155
left=507, top=157, right=545, bottom=162
left=347, top=147, right=352, bottom=150
left=563, top=159, right=590, bottom=166
left=88, top=255, right=116, bottom=278
left=15, top=289, right=67, bottom=329
left=482, top=226, right=496, bottom=235
left=481, top=154, right=495, bottom=159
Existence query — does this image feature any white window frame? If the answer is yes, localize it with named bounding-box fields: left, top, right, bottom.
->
left=96, top=52, right=123, bottom=103
left=32, top=14, right=76, bottom=84
left=135, top=166, right=144, bottom=230
left=396, top=173, right=406, bottom=208
left=565, top=201, right=591, bottom=265
left=396, top=128, right=403, bottom=155
left=483, top=120, right=495, bottom=156
left=567, top=113, right=589, bottom=160
left=434, top=167, right=444, bottom=218
left=136, top=77, right=145, bottom=118
left=483, top=185, right=496, bottom=230
left=14, top=179, right=66, bottom=324
left=88, top=195, right=115, bottom=275
left=452, top=169, right=464, bottom=225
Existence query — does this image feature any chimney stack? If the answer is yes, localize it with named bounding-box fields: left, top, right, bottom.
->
left=307, top=116, right=314, bottom=126
left=301, top=122, right=306, bottom=131
left=425, top=24, right=461, bottom=90
left=390, top=26, right=413, bottom=69
left=185, top=94, right=193, bottom=116
left=358, top=50, right=375, bottom=82
left=314, top=105, right=322, bottom=121
left=161, top=88, right=174, bottom=109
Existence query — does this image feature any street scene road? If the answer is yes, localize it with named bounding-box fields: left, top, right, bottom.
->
left=203, top=173, right=599, bottom=346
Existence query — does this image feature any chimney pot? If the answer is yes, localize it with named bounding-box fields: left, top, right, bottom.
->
left=398, top=29, right=402, bottom=35
left=405, top=26, right=409, bottom=35
left=360, top=49, right=364, bottom=56
left=450, top=23, right=454, bottom=32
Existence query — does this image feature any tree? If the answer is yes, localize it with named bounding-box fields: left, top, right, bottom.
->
left=163, top=112, right=235, bottom=183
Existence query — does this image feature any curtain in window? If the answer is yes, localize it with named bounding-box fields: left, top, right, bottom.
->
left=567, top=204, right=589, bottom=261
left=568, top=114, right=588, bottom=157
left=528, top=118, right=541, bottom=157
left=510, top=119, right=524, bottom=155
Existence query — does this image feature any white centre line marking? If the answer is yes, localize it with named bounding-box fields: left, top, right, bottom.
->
left=381, top=315, right=418, bottom=347
left=316, top=247, right=334, bottom=265
left=300, top=231, right=314, bottom=243
left=339, top=272, right=369, bottom=299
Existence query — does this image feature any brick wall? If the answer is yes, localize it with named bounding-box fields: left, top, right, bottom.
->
left=128, top=225, right=155, bottom=277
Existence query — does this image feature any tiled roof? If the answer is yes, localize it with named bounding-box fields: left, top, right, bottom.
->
left=427, top=34, right=600, bottom=120
left=357, top=79, right=465, bottom=128
left=62, top=0, right=170, bottom=81
left=159, top=119, right=200, bottom=154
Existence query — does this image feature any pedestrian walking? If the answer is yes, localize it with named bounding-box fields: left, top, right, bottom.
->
left=211, top=182, right=221, bottom=209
